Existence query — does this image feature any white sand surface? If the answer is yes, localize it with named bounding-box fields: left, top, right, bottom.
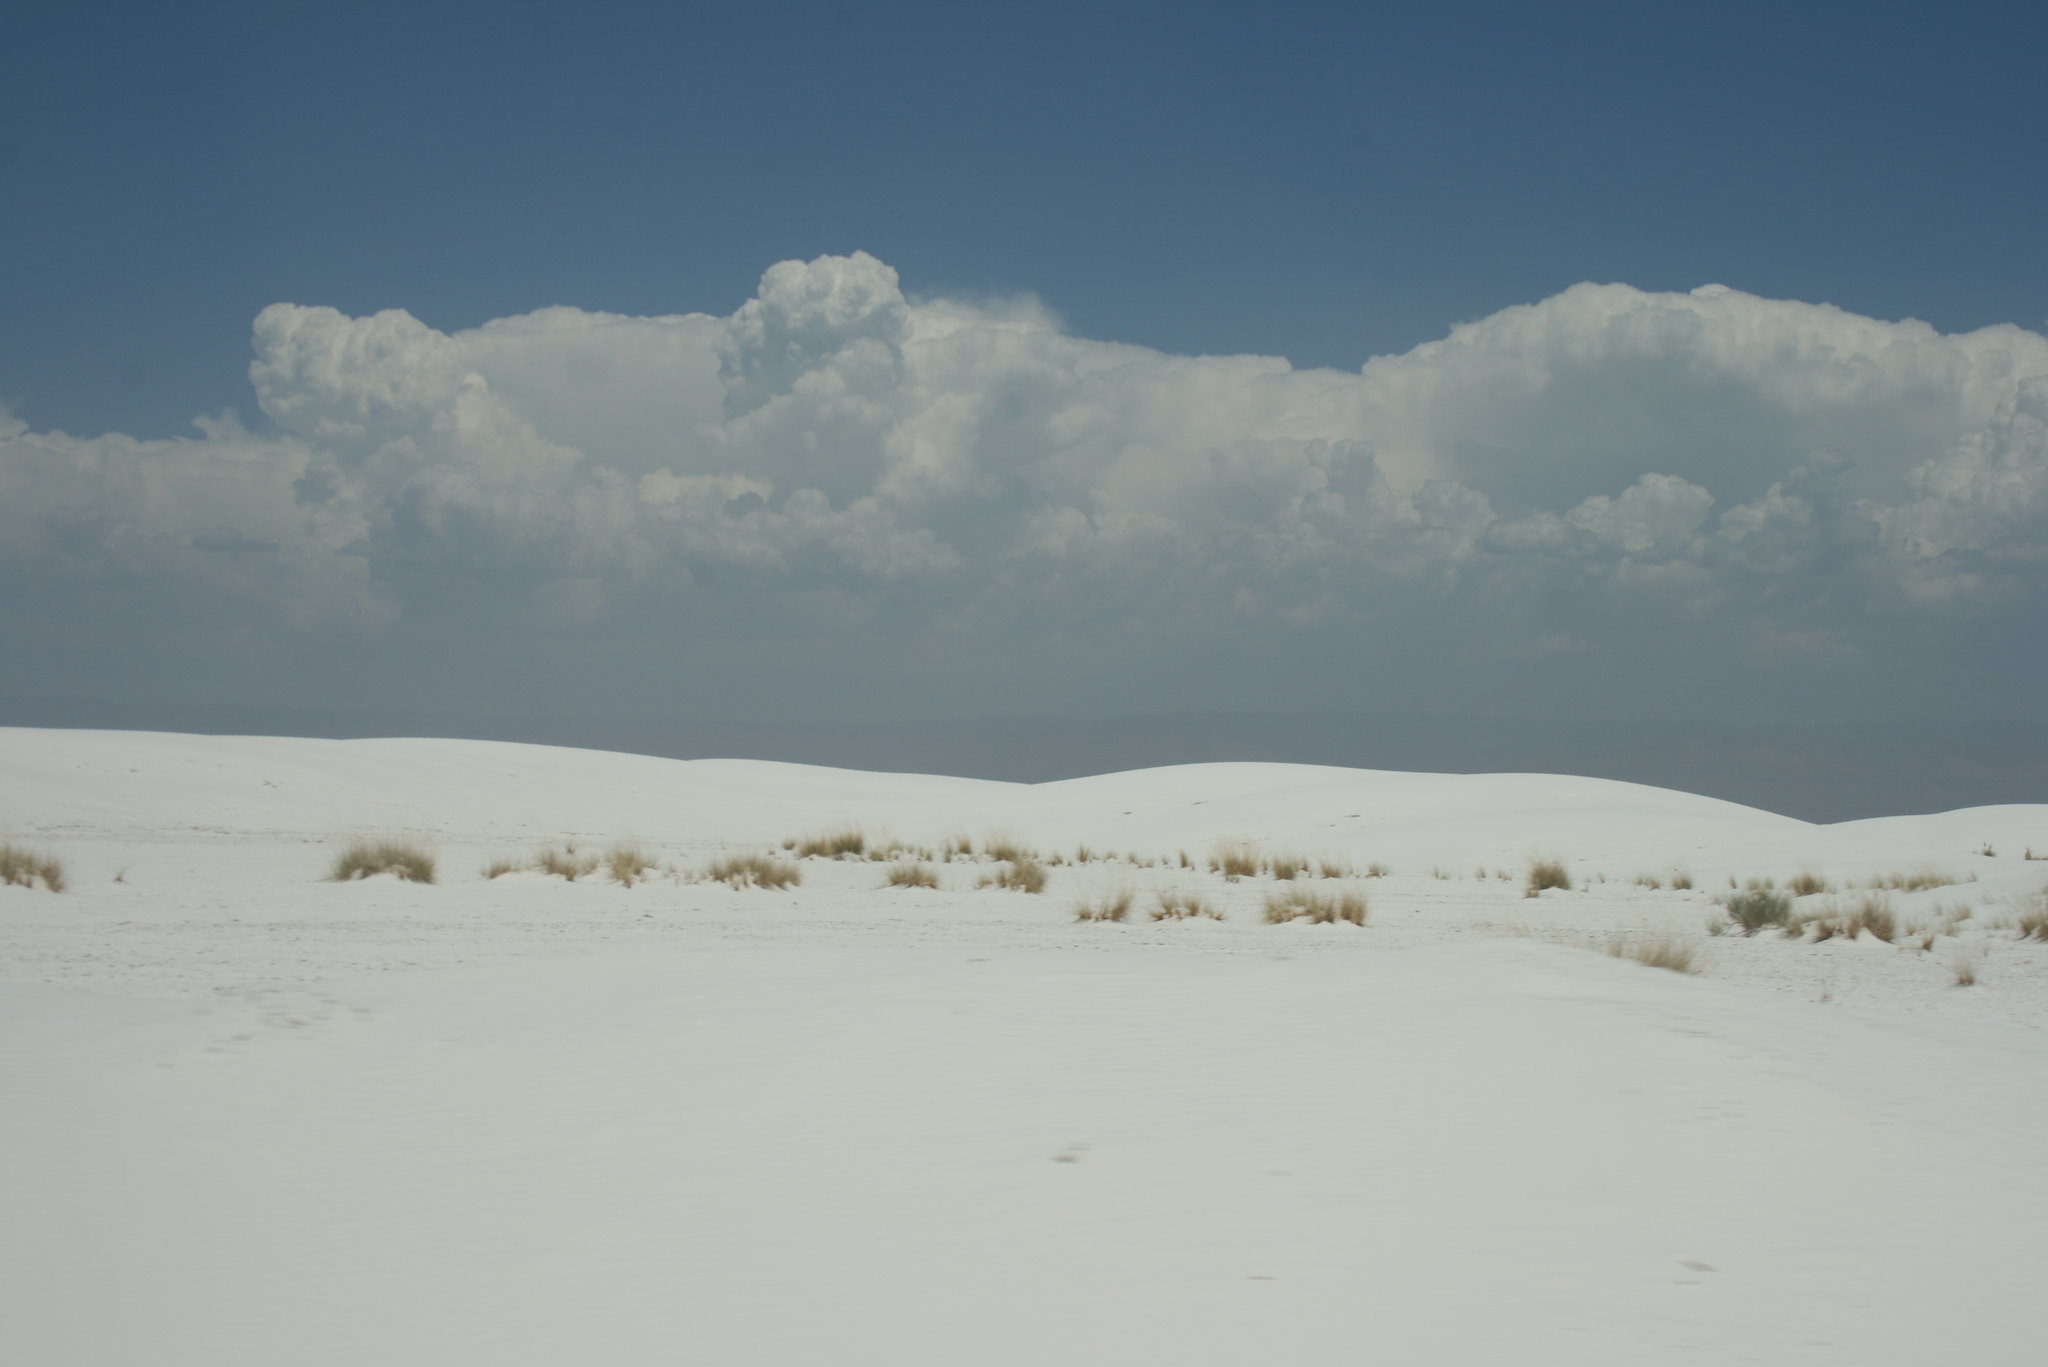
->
left=4, top=728, right=2046, bottom=1365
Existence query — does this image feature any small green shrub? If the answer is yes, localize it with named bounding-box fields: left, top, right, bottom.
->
left=708, top=853, right=801, bottom=889
left=328, top=838, right=435, bottom=884
left=1722, top=888, right=1792, bottom=936
left=0, top=844, right=65, bottom=892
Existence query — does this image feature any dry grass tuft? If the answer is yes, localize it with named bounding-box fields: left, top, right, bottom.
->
left=1364, top=861, right=1391, bottom=878
left=2014, top=893, right=2048, bottom=941
left=1669, top=868, right=1695, bottom=891
left=1208, top=840, right=1260, bottom=881
left=789, top=827, right=867, bottom=859
left=328, top=837, right=435, bottom=884
left=535, top=845, right=600, bottom=881
left=482, top=855, right=523, bottom=880
left=1151, top=887, right=1224, bottom=921
left=982, top=833, right=1036, bottom=865
left=1073, top=887, right=1135, bottom=922
left=1265, top=850, right=1310, bottom=881
left=606, top=845, right=658, bottom=886
left=1523, top=857, right=1571, bottom=897
left=1633, top=872, right=1663, bottom=890
left=1798, top=894, right=1899, bottom=943
left=0, top=843, right=65, bottom=892
left=1787, top=870, right=1830, bottom=897
left=1861, top=868, right=1970, bottom=892
left=1262, top=884, right=1367, bottom=926
left=1604, top=932, right=1702, bottom=975
left=1319, top=857, right=1355, bottom=879
left=1949, top=947, right=1984, bottom=987
left=1722, top=887, right=1793, bottom=936
left=978, top=858, right=1048, bottom=894
left=882, top=861, right=940, bottom=890
left=708, top=852, right=801, bottom=889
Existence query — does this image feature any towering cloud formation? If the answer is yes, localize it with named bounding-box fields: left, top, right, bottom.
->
left=5, top=253, right=2046, bottom=719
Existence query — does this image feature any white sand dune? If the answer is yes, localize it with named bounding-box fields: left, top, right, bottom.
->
left=4, top=728, right=2046, bottom=1365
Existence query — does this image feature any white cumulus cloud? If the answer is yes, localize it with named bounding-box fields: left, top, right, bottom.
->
left=5, top=251, right=2047, bottom=719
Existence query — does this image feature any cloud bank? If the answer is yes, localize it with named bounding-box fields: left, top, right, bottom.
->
left=6, top=253, right=2047, bottom=722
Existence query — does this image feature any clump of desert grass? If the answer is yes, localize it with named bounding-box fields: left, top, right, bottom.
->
left=0, top=843, right=65, bottom=892
left=978, top=857, right=1048, bottom=894
left=1859, top=868, right=1971, bottom=892
left=706, top=852, right=801, bottom=889
left=327, top=837, right=436, bottom=884
left=881, top=861, right=940, bottom=890
left=1262, top=883, right=1367, bottom=926
left=1072, top=887, right=1135, bottom=922
left=2012, top=892, right=2048, bottom=941
left=1787, top=870, right=1831, bottom=897
left=979, top=832, right=1036, bottom=864
left=1949, top=946, right=1985, bottom=987
left=1796, top=893, right=1899, bottom=944
left=1364, top=861, right=1391, bottom=878
left=1265, top=850, right=1311, bottom=881
left=1668, top=868, right=1695, bottom=891
left=1523, top=857, right=1571, bottom=898
left=786, top=827, right=867, bottom=860
left=534, top=845, right=600, bottom=881
left=1209, top=839, right=1261, bottom=881
left=1721, top=887, right=1793, bottom=936
left=1603, top=932, right=1703, bottom=975
left=606, top=845, right=658, bottom=886
left=1151, top=887, right=1223, bottom=921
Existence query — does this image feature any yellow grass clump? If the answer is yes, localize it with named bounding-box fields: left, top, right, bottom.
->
left=0, top=843, right=65, bottom=892
left=1262, top=884, right=1367, bottom=926
left=881, top=861, right=940, bottom=889
left=327, top=837, right=435, bottom=884
left=708, top=853, right=801, bottom=889
left=1151, top=888, right=1224, bottom=921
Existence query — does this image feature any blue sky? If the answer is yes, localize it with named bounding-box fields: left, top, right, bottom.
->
left=10, top=0, right=2044, bottom=438
left=5, top=0, right=2048, bottom=780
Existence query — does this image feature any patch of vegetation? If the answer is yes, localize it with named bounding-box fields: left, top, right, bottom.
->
left=1668, top=868, right=1695, bottom=891
left=881, top=861, right=939, bottom=889
left=1262, top=884, right=1367, bottom=926
left=1073, top=887, right=1135, bottom=922
left=1151, top=888, right=1223, bottom=921
left=1787, top=870, right=1830, bottom=897
left=1364, top=861, right=1391, bottom=878
left=788, top=827, right=867, bottom=860
left=327, top=838, right=435, bottom=884
left=0, top=843, right=65, bottom=892
left=978, top=858, right=1048, bottom=894
left=707, top=853, right=801, bottom=889
left=1860, top=869, right=1970, bottom=892
left=981, top=833, right=1036, bottom=865
left=1523, top=858, right=1571, bottom=897
left=1799, top=894, right=1898, bottom=944
left=1604, top=933, right=1702, bottom=975
left=1209, top=840, right=1260, bottom=881
left=606, top=845, right=658, bottom=886
left=1265, top=851, right=1310, bottom=881
left=535, top=845, right=600, bottom=881
left=1722, top=888, right=1793, bottom=936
